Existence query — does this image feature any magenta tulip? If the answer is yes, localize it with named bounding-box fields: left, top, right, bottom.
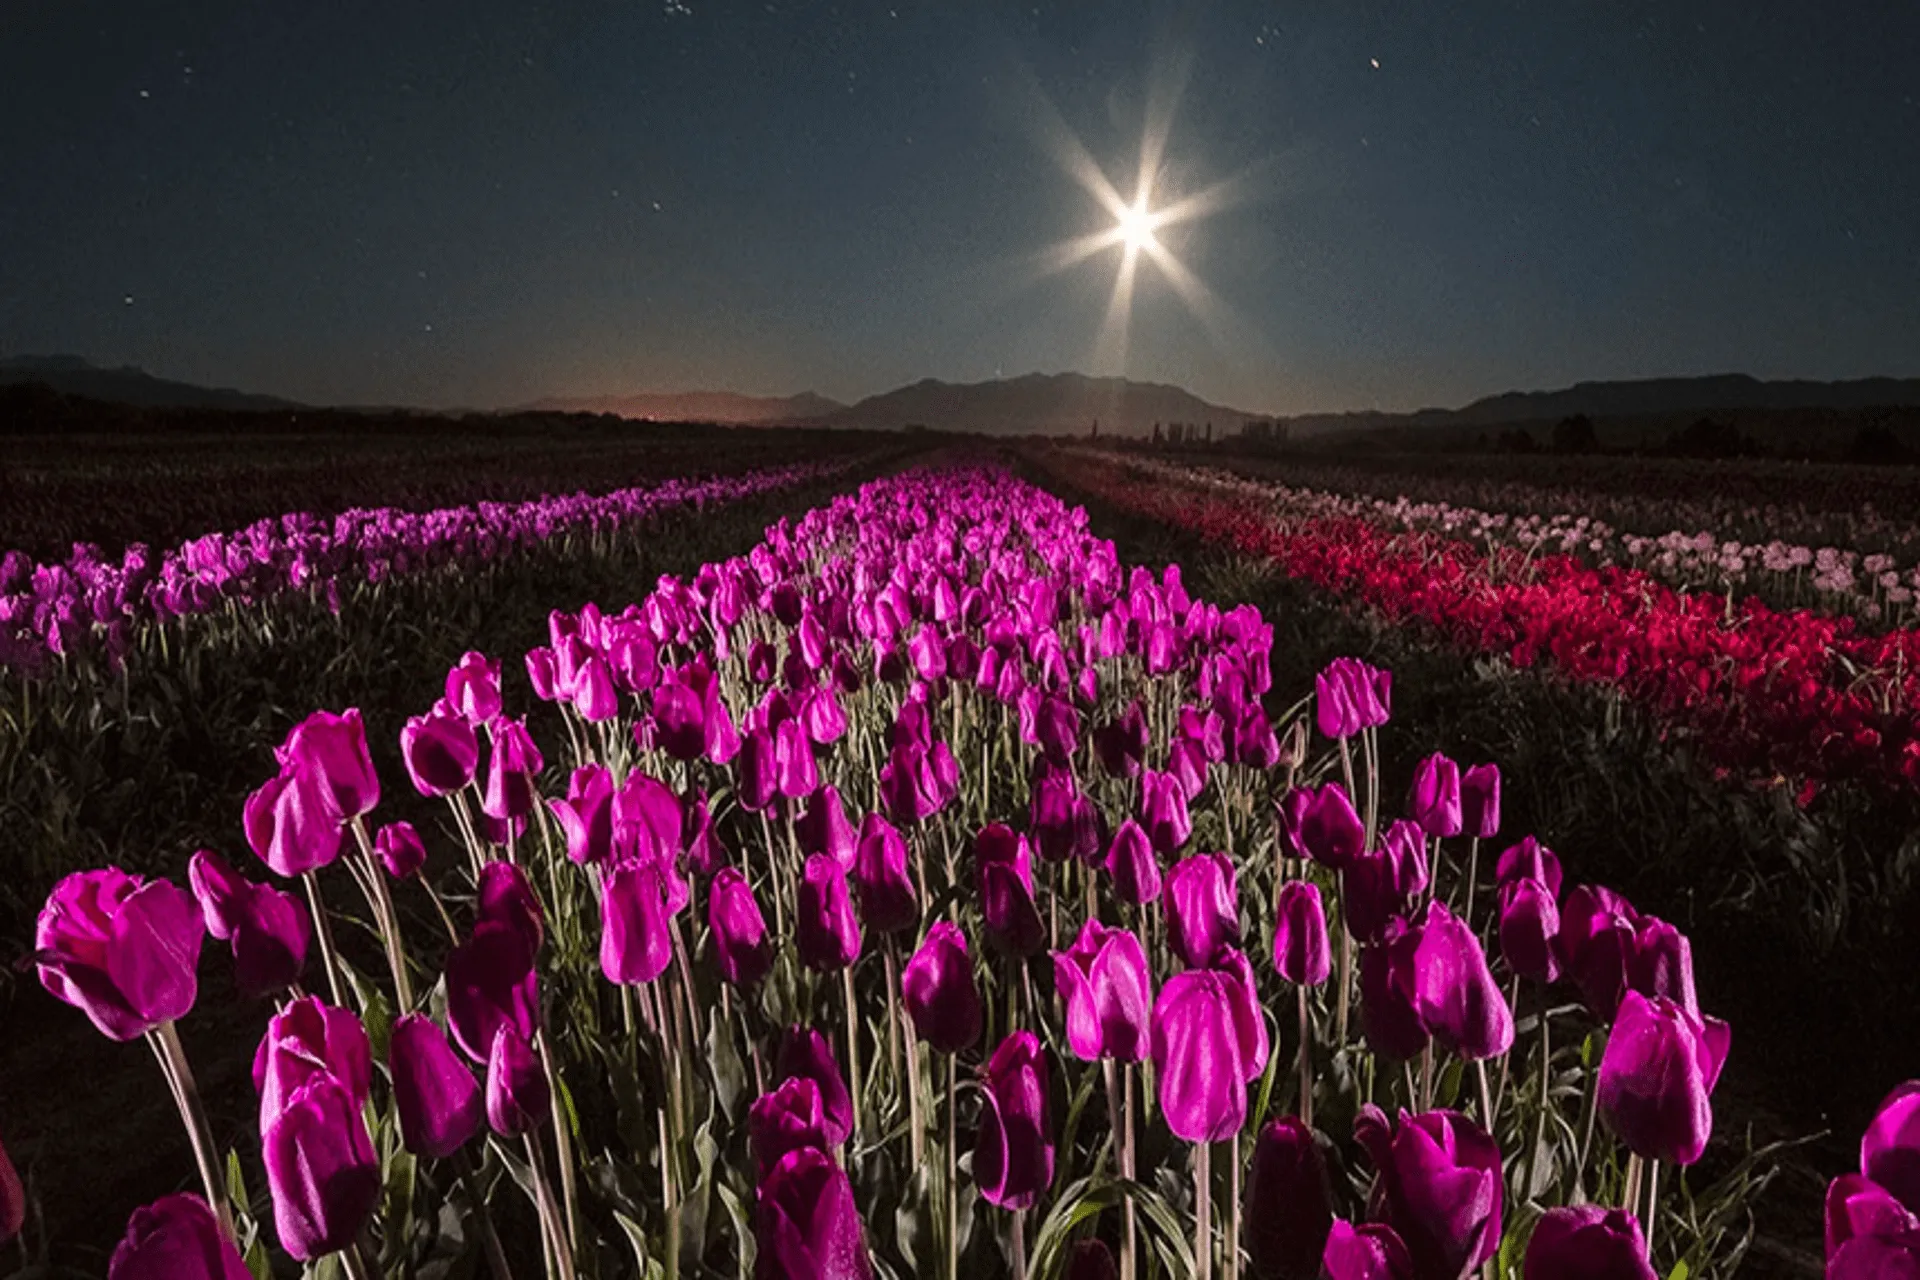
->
left=445, top=650, right=503, bottom=723
left=901, top=921, right=983, bottom=1054
left=1294, top=783, right=1366, bottom=871
left=1163, top=851, right=1240, bottom=969
left=1105, top=819, right=1162, bottom=905
left=974, top=1031, right=1054, bottom=1210
left=480, top=715, right=543, bottom=822
left=401, top=702, right=480, bottom=797
left=750, top=1077, right=830, bottom=1178
left=1459, top=764, right=1501, bottom=840
left=476, top=861, right=544, bottom=955
left=1139, top=768, right=1192, bottom=855
left=754, top=1146, right=873, bottom=1280
left=1407, top=753, right=1462, bottom=838
left=36, top=867, right=203, bottom=1040
left=1343, top=821, right=1430, bottom=945
left=107, top=1194, right=249, bottom=1280
left=1523, top=1206, right=1656, bottom=1280
left=1150, top=948, right=1270, bottom=1142
left=600, top=860, right=675, bottom=985
left=372, top=820, right=427, bottom=879
left=1863, top=1082, right=1920, bottom=1215
left=1353, top=1105, right=1503, bottom=1278
left=254, top=996, right=372, bottom=1130
left=797, top=783, right=860, bottom=870
left=1596, top=991, right=1730, bottom=1166
left=550, top=764, right=616, bottom=866
left=1412, top=901, right=1514, bottom=1061
left=188, top=849, right=309, bottom=999
left=710, top=867, right=773, bottom=987
left=263, top=1074, right=379, bottom=1260
left=777, top=1026, right=853, bottom=1147
left=389, top=1013, right=483, bottom=1159
left=445, top=922, right=540, bottom=1063
left=485, top=1024, right=550, bottom=1137
left=1245, top=1116, right=1334, bottom=1279
left=1272, top=880, right=1331, bottom=987
left=1052, top=920, right=1152, bottom=1063
left=1360, top=922, right=1429, bottom=1061
left=797, top=854, right=863, bottom=972
left=852, top=813, right=917, bottom=934
left=975, top=824, right=1044, bottom=958
left=280, top=708, right=380, bottom=821
left=1498, top=877, right=1562, bottom=985
left=1321, top=1221, right=1413, bottom=1280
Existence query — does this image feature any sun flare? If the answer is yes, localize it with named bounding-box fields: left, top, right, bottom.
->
left=1116, top=201, right=1158, bottom=252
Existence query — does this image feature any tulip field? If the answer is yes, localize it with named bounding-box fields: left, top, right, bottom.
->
left=7, top=448, right=1920, bottom=1279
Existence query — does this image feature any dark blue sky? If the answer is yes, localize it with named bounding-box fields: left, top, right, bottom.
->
left=2, top=1, right=1915, bottom=414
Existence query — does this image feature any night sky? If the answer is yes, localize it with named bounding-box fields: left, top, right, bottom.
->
left=3, top=1, right=1916, bottom=414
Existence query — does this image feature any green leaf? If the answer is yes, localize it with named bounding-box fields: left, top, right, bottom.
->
left=707, top=1004, right=749, bottom=1126
left=226, top=1149, right=251, bottom=1216
left=1667, top=1263, right=1691, bottom=1280
left=614, top=1209, right=654, bottom=1274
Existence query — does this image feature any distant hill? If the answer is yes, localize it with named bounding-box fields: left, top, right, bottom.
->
left=824, top=371, right=1256, bottom=437
left=1281, top=373, right=1920, bottom=437
left=0, top=354, right=304, bottom=412
left=525, top=389, right=846, bottom=424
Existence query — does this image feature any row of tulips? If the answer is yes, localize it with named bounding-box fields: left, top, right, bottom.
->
left=1134, top=456, right=1920, bottom=625
left=0, top=455, right=865, bottom=674
left=15, top=464, right=1793, bottom=1279
left=1043, top=449, right=1920, bottom=803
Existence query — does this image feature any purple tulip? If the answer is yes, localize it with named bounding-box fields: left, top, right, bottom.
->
left=1559, top=884, right=1641, bottom=1020
left=445, top=650, right=503, bottom=723
left=797, top=784, right=860, bottom=870
left=1163, top=851, right=1240, bottom=969
left=754, top=1146, right=873, bottom=1280
left=389, top=1013, right=483, bottom=1159
left=1245, top=1116, right=1334, bottom=1279
left=907, top=623, right=947, bottom=682
left=1863, top=1082, right=1920, bottom=1215
left=1360, top=922, right=1429, bottom=1061
left=1353, top=1105, right=1503, bottom=1279
left=1494, top=835, right=1563, bottom=899
left=1829, top=1234, right=1920, bottom=1279
left=1052, top=920, right=1152, bottom=1063
left=107, top=1194, right=249, bottom=1280
left=550, top=764, right=616, bottom=866
left=372, top=820, right=427, bottom=879
left=1597, top=991, right=1730, bottom=1166
left=750, top=1076, right=830, bottom=1178
left=1498, top=876, right=1562, bottom=985
left=1627, top=916, right=1698, bottom=1016
left=797, top=854, right=863, bottom=972
left=710, top=868, right=773, bottom=987
left=1167, top=737, right=1210, bottom=802
left=1412, top=900, right=1514, bottom=1061
left=1293, top=783, right=1365, bottom=871
left=476, top=861, right=544, bottom=955
left=613, top=770, right=684, bottom=868
left=480, top=715, right=543, bottom=822
left=1523, top=1206, right=1656, bottom=1280
left=901, top=921, right=983, bottom=1054
left=526, top=646, right=559, bottom=701
left=254, top=997, right=372, bottom=1132
left=243, top=766, right=346, bottom=877
left=600, top=860, right=676, bottom=985
left=1034, top=693, right=1081, bottom=766
left=1827, top=1172, right=1920, bottom=1261
left=485, top=1024, right=550, bottom=1137
left=852, top=813, right=917, bottom=934
left=445, top=922, right=540, bottom=1063
left=974, top=1031, right=1054, bottom=1210
left=1459, top=764, right=1500, bottom=840
left=1150, top=948, right=1270, bottom=1142
left=187, top=848, right=310, bottom=999
left=1270, top=879, right=1330, bottom=985
left=777, top=1026, right=854, bottom=1148
left=570, top=654, right=620, bottom=721
left=879, top=739, right=960, bottom=824
left=1315, top=658, right=1390, bottom=740
left=1321, top=1221, right=1414, bottom=1280
left=401, top=702, right=480, bottom=797
left=1105, top=819, right=1162, bottom=905
left=975, top=824, right=1045, bottom=958
left=1139, top=768, right=1192, bottom=855
left=1407, top=753, right=1462, bottom=838
left=263, top=1074, right=380, bottom=1260
left=1030, top=767, right=1102, bottom=864
left=1344, top=821, right=1430, bottom=945
left=1093, top=700, right=1150, bottom=778
left=280, top=708, right=380, bottom=822
left=36, top=867, right=203, bottom=1040
left=683, top=788, right=722, bottom=876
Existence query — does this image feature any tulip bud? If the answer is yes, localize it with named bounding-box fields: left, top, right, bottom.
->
left=1139, top=769, right=1192, bottom=855
left=188, top=849, right=310, bottom=999
left=1352, top=1105, right=1503, bottom=1278
left=477, top=861, right=544, bottom=954
left=107, top=1194, right=249, bottom=1280
left=263, top=1075, right=380, bottom=1260
left=1494, top=835, right=1563, bottom=899
left=976, top=824, right=1044, bottom=957
left=1523, top=1206, right=1656, bottom=1280
left=485, top=1024, right=550, bottom=1137
left=1321, top=1220, right=1414, bottom=1280
left=1093, top=701, right=1150, bottom=778
left=401, top=702, right=480, bottom=797
left=749, top=1077, right=830, bottom=1178
left=1627, top=916, right=1698, bottom=1016
left=1262, top=880, right=1328, bottom=988
left=370, top=821, right=426, bottom=879
left=1296, top=783, right=1365, bottom=870
left=1245, top=1116, right=1334, bottom=1279
left=1105, top=819, right=1162, bottom=906
left=550, top=764, right=616, bottom=866
left=281, top=708, right=380, bottom=821
left=797, top=854, right=862, bottom=972
left=754, top=1146, right=874, bottom=1280
left=1411, top=900, right=1514, bottom=1061
left=1163, top=851, right=1240, bottom=969
left=1459, top=763, right=1501, bottom=839
left=1035, top=694, right=1081, bottom=766
left=777, top=1026, right=853, bottom=1148
left=1498, top=877, right=1562, bottom=984
left=37, top=867, right=203, bottom=1041
left=901, top=921, right=983, bottom=1055
left=975, top=1031, right=1054, bottom=1210
left=1825, top=1172, right=1920, bottom=1261
left=852, top=813, right=917, bottom=934
left=1596, top=991, right=1730, bottom=1165
left=600, top=860, right=675, bottom=986
left=1407, top=753, right=1462, bottom=838
left=1030, top=767, right=1102, bottom=864
left=480, top=715, right=543, bottom=821
left=1150, top=948, right=1269, bottom=1142
left=1560, top=885, right=1643, bottom=1020
left=243, top=768, right=345, bottom=877
left=1052, top=921, right=1152, bottom=1063
left=796, top=784, right=859, bottom=870
left=709, top=868, right=773, bottom=987
left=389, top=1013, right=483, bottom=1159
left=445, top=651, right=503, bottom=724
left=254, top=997, right=372, bottom=1133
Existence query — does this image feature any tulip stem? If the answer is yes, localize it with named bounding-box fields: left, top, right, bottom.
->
left=947, top=1055, right=959, bottom=1280
left=1476, top=1059, right=1495, bottom=1133
left=1123, top=1064, right=1137, bottom=1280
left=339, top=1241, right=377, bottom=1280
left=526, top=1130, right=576, bottom=1280
left=1193, top=1142, right=1212, bottom=1280
left=418, top=869, right=461, bottom=944
left=842, top=965, right=863, bottom=1145
left=351, top=821, right=413, bottom=1011
left=1622, top=1152, right=1644, bottom=1216
left=1460, top=836, right=1481, bottom=931
left=303, top=871, right=348, bottom=1008
left=148, top=1022, right=234, bottom=1246
left=1296, top=984, right=1313, bottom=1130
left=540, top=1035, right=581, bottom=1260
left=1645, top=1160, right=1660, bottom=1256
left=1228, top=1134, right=1242, bottom=1280
left=1333, top=886, right=1352, bottom=1049
left=1009, top=1208, right=1027, bottom=1280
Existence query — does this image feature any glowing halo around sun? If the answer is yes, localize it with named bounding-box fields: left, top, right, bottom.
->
left=1115, top=200, right=1159, bottom=252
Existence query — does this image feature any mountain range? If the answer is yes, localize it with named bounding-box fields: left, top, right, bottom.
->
left=5, top=355, right=1920, bottom=436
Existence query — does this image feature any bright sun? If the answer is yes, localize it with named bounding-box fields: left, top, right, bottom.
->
left=1116, top=202, right=1158, bottom=251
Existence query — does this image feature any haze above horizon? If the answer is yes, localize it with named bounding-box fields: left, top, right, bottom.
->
left=2, top=2, right=1915, bottom=415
